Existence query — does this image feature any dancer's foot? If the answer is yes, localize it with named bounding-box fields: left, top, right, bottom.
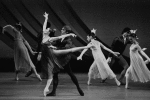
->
left=46, top=92, right=56, bottom=96
left=15, top=77, right=19, bottom=81
left=36, top=74, right=42, bottom=81
left=43, top=88, right=49, bottom=97
left=78, top=89, right=84, bottom=96
left=25, top=70, right=33, bottom=77
left=116, top=80, right=121, bottom=86
left=87, top=81, right=92, bottom=85
left=125, top=85, right=129, bottom=89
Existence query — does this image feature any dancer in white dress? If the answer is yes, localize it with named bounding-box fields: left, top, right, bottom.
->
left=2, top=23, right=42, bottom=81
left=77, top=29, right=121, bottom=86
left=125, top=30, right=150, bottom=89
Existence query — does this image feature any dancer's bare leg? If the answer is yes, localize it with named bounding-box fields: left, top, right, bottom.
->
left=53, top=46, right=90, bottom=55
left=87, top=61, right=96, bottom=85
left=114, top=77, right=121, bottom=86
left=29, top=61, right=42, bottom=81
left=15, top=70, right=19, bottom=81
left=87, top=72, right=92, bottom=85
left=44, top=78, right=53, bottom=96
left=125, top=68, right=130, bottom=89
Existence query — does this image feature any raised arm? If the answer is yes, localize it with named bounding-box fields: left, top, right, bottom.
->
left=100, top=42, right=120, bottom=56
left=3, top=25, right=19, bottom=33
left=43, top=12, right=49, bottom=32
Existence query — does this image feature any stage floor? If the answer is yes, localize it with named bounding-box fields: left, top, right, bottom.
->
left=0, top=73, right=150, bottom=100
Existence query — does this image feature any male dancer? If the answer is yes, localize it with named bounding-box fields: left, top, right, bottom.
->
left=46, top=25, right=84, bottom=96
left=102, top=27, right=131, bottom=85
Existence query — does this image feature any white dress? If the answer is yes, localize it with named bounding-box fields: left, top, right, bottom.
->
left=125, top=44, right=150, bottom=82
left=14, top=30, right=32, bottom=72
left=89, top=39, right=116, bottom=79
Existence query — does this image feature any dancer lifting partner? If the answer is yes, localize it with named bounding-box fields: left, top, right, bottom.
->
left=42, top=12, right=90, bottom=96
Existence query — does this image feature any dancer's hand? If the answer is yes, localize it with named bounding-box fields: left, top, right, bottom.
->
left=2, top=27, right=6, bottom=34
left=61, top=37, right=65, bottom=42
left=107, top=57, right=112, bottom=63
left=48, top=45, right=57, bottom=49
left=70, top=33, right=76, bottom=37
left=145, top=59, right=150, bottom=64
left=77, top=56, right=82, bottom=60
left=37, top=53, right=41, bottom=61
left=113, top=52, right=120, bottom=56
left=43, top=12, right=48, bottom=19
left=142, top=48, right=147, bottom=51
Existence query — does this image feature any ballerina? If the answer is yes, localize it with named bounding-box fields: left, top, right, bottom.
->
left=125, top=30, right=150, bottom=89
left=2, top=22, right=42, bottom=81
left=77, top=28, right=120, bottom=86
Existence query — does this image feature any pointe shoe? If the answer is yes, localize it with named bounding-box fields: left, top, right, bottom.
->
left=15, top=77, right=19, bottom=81
left=117, top=81, right=121, bottom=86
left=44, top=88, right=49, bottom=97
left=125, top=85, right=129, bottom=89
left=36, top=74, right=42, bottom=81
left=87, top=81, right=92, bottom=85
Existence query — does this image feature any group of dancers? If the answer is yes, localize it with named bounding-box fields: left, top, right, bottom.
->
left=2, top=12, right=150, bottom=97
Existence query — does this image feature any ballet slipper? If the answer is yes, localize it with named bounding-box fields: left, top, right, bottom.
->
left=116, top=80, right=121, bottom=86
left=87, top=81, right=92, bottom=85
left=36, top=74, right=42, bottom=81
left=125, top=85, right=130, bottom=89
left=43, top=88, right=49, bottom=97
left=15, top=77, right=19, bottom=81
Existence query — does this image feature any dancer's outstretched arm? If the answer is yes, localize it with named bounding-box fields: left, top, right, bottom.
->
left=77, top=43, right=91, bottom=60
left=100, top=42, right=120, bottom=56
left=3, top=25, right=19, bottom=34
left=48, top=33, right=76, bottom=42
left=43, top=12, right=49, bottom=32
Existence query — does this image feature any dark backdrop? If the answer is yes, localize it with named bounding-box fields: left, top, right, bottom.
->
left=0, top=0, right=150, bottom=73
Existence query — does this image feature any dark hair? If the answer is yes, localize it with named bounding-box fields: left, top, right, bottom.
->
left=121, top=27, right=131, bottom=34
left=49, top=29, right=56, bottom=37
left=128, top=33, right=137, bottom=39
left=62, top=25, right=73, bottom=34
left=88, top=32, right=96, bottom=38
left=14, top=22, right=22, bottom=32
left=46, top=22, right=51, bottom=29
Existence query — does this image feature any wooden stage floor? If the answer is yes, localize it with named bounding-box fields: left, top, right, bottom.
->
left=0, top=72, right=150, bottom=100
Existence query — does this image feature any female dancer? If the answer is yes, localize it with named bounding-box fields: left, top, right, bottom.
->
left=2, top=22, right=42, bottom=81
left=42, top=12, right=91, bottom=96
left=77, top=28, right=121, bottom=86
left=125, top=30, right=150, bottom=89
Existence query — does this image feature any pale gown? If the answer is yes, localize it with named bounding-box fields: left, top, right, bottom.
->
left=13, top=30, right=33, bottom=72
left=89, top=39, right=116, bottom=79
left=125, top=44, right=150, bottom=82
